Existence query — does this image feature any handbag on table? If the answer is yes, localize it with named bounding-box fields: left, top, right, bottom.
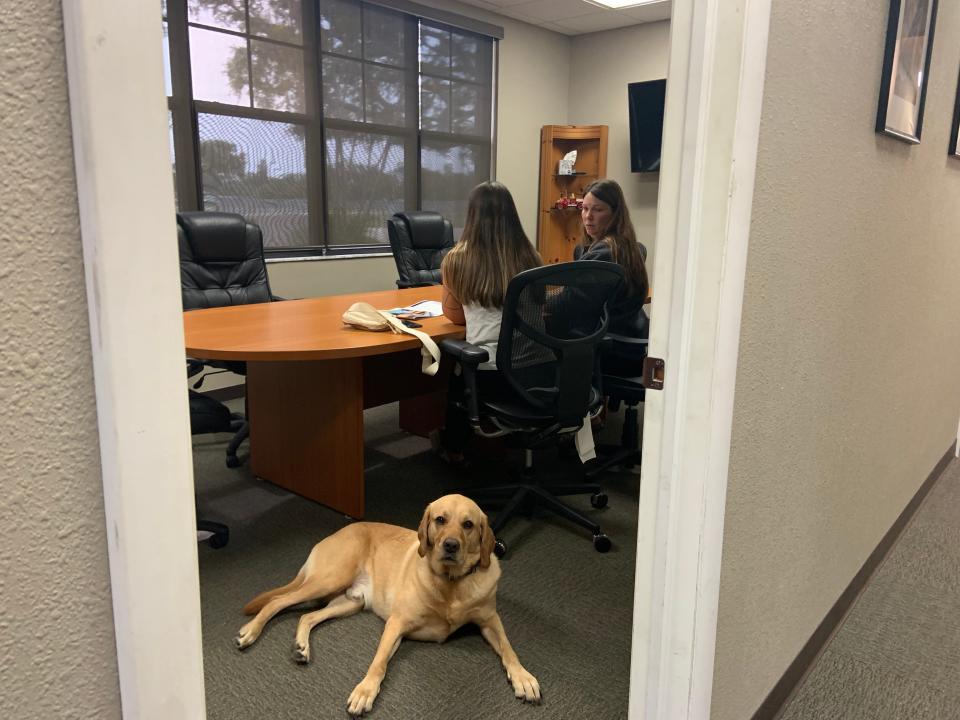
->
left=341, top=302, right=441, bottom=376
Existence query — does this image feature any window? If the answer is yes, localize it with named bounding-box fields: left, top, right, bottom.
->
left=164, top=0, right=498, bottom=256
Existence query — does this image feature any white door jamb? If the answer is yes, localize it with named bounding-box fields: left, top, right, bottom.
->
left=628, top=1, right=772, bottom=718
left=62, top=1, right=207, bottom=717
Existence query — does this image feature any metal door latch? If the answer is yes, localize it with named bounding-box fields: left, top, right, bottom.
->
left=642, top=356, right=664, bottom=390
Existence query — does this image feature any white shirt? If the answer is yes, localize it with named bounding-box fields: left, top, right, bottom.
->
left=462, top=303, right=502, bottom=370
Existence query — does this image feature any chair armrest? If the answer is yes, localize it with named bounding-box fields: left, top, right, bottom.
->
left=439, top=338, right=489, bottom=366
left=605, top=332, right=649, bottom=347
left=439, top=338, right=489, bottom=425
left=186, top=358, right=205, bottom=378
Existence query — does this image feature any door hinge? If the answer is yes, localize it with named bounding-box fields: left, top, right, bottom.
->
left=642, top=356, right=665, bottom=390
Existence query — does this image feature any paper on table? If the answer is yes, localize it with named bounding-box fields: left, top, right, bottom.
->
left=387, top=300, right=444, bottom=318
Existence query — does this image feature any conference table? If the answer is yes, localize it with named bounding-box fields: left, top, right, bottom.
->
left=183, top=285, right=464, bottom=518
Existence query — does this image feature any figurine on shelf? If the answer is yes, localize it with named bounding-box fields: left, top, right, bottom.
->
left=554, top=192, right=584, bottom=211
left=558, top=149, right=577, bottom=175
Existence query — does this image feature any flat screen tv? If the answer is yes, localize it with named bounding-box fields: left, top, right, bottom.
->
left=628, top=79, right=666, bottom=173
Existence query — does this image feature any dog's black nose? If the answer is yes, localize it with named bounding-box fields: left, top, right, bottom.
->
left=443, top=538, right=460, bottom=554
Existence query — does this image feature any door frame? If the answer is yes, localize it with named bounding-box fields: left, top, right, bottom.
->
left=62, top=1, right=771, bottom=718
left=629, top=1, right=772, bottom=717
left=61, top=1, right=206, bottom=716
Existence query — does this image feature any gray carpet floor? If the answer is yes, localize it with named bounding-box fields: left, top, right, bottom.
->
left=778, top=457, right=960, bottom=720
left=194, top=401, right=641, bottom=720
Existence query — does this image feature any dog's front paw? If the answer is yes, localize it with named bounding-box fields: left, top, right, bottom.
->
left=507, top=664, right=541, bottom=703
left=235, top=621, right=261, bottom=650
left=293, top=641, right=310, bottom=664
left=347, top=677, right=381, bottom=716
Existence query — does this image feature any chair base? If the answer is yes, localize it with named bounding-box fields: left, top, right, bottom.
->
left=466, top=480, right=611, bottom=555
left=226, top=417, right=248, bottom=468
left=197, top=519, right=229, bottom=549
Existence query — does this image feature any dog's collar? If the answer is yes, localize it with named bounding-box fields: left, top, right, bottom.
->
left=445, top=560, right=481, bottom=581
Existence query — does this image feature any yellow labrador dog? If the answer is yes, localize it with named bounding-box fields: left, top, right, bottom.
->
left=235, top=494, right=540, bottom=716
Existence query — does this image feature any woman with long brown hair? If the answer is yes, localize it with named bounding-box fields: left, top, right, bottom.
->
left=441, top=181, right=542, bottom=368
left=577, top=178, right=650, bottom=375
left=434, top=181, right=541, bottom=463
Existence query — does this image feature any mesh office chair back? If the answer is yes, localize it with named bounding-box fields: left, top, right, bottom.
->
left=495, top=261, right=624, bottom=428
left=454, top=261, right=624, bottom=556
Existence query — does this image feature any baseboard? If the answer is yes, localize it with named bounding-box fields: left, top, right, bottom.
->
left=752, top=443, right=956, bottom=720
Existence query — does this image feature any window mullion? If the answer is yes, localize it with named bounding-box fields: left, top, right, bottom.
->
left=406, top=14, right=420, bottom=210
left=167, top=0, right=201, bottom=210
left=360, top=2, right=367, bottom=123
left=303, top=0, right=327, bottom=250
left=244, top=0, right=254, bottom=108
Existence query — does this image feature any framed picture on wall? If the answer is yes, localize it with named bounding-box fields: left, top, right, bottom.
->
left=950, top=67, right=960, bottom=156
left=876, top=0, right=939, bottom=144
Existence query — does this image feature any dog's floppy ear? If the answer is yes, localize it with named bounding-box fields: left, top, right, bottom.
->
left=479, top=513, right=495, bottom=568
left=417, top=503, right=432, bottom=557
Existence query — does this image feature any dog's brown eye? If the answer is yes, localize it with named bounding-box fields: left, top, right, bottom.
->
left=462, top=520, right=474, bottom=529
left=435, top=516, right=446, bottom=525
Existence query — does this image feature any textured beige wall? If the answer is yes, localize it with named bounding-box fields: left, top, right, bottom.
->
left=267, top=254, right=397, bottom=298
left=569, top=21, right=670, bottom=254
left=0, top=2, right=121, bottom=719
left=488, top=11, right=572, bottom=238
left=712, top=2, right=960, bottom=719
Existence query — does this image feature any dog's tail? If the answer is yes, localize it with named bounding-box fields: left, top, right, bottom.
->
left=242, top=570, right=306, bottom=615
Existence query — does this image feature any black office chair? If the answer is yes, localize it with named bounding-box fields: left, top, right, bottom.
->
left=178, top=211, right=277, bottom=467
left=188, top=387, right=239, bottom=550
left=571, top=241, right=649, bottom=478
left=386, top=211, right=455, bottom=288
left=439, top=261, right=624, bottom=555
left=585, top=307, right=650, bottom=478
left=187, top=358, right=238, bottom=548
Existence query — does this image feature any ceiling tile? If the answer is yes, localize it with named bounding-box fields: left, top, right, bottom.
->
left=485, top=6, right=539, bottom=24
left=452, top=0, right=670, bottom=35
left=475, top=0, right=540, bottom=7
left=538, top=20, right=578, bottom=36
left=617, top=1, right=672, bottom=23
left=552, top=11, right=637, bottom=34
left=512, top=0, right=606, bottom=22
left=453, top=0, right=503, bottom=12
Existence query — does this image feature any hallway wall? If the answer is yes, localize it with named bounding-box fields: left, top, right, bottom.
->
left=712, top=2, right=960, bottom=718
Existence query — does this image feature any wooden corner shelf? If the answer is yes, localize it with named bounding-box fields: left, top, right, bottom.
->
left=536, top=124, right=608, bottom=264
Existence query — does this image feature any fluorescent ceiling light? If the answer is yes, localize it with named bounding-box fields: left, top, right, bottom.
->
left=587, top=0, right=664, bottom=8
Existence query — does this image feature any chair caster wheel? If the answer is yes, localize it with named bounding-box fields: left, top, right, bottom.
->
left=493, top=539, right=507, bottom=558
left=226, top=455, right=241, bottom=468
left=590, top=492, right=608, bottom=509
left=208, top=531, right=229, bottom=549
left=593, top=533, right=611, bottom=553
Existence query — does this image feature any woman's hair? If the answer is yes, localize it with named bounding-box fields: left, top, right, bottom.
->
left=581, top=178, right=649, bottom=299
left=442, top=181, right=541, bottom=308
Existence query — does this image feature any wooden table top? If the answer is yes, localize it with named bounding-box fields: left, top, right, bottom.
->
left=184, top=285, right=464, bottom=361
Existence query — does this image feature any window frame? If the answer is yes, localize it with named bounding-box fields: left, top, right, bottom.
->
left=164, top=0, right=499, bottom=259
